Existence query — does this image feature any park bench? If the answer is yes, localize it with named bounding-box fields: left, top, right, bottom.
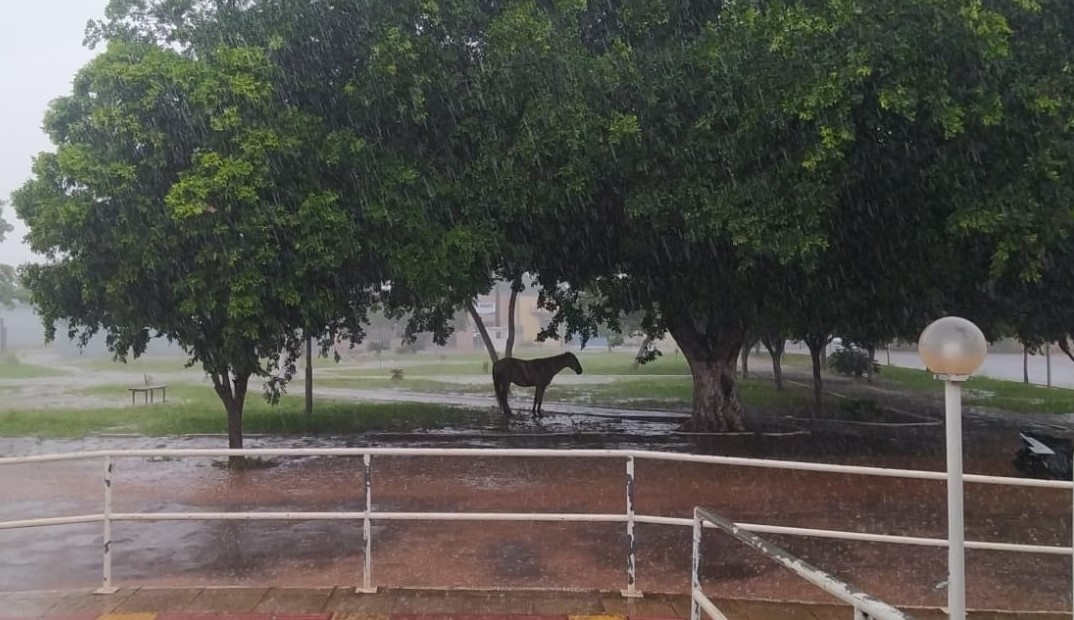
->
left=128, top=384, right=168, bottom=405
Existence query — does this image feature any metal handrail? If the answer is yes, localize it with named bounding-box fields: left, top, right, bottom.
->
left=691, top=506, right=914, bottom=620
left=1, top=447, right=1071, bottom=489
left=0, top=447, right=1070, bottom=608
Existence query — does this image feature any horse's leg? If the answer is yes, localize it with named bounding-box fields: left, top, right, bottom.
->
left=530, top=388, right=540, bottom=419
left=534, top=384, right=547, bottom=419
left=494, top=377, right=511, bottom=417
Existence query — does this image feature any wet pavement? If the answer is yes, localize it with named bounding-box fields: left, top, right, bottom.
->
left=0, top=587, right=1067, bottom=619
left=0, top=427, right=1070, bottom=612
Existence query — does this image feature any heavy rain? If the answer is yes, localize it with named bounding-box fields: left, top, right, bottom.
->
left=0, top=0, right=1072, bottom=618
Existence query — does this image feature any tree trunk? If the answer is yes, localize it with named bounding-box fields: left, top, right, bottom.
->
left=866, top=346, right=875, bottom=382
left=467, top=300, right=499, bottom=365
left=632, top=335, right=654, bottom=371
left=805, top=337, right=825, bottom=416
left=760, top=334, right=785, bottom=390
left=739, top=342, right=750, bottom=378
left=504, top=286, right=519, bottom=359
left=305, top=333, right=313, bottom=417
left=1046, top=343, right=1052, bottom=388
left=1023, top=345, right=1029, bottom=384
left=667, top=317, right=746, bottom=432
left=212, top=371, right=251, bottom=465
left=689, top=358, right=744, bottom=432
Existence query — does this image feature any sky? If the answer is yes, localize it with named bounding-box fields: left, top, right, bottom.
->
left=0, top=0, right=107, bottom=266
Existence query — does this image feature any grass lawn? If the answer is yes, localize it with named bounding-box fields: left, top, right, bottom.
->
left=319, top=359, right=1074, bottom=416
left=0, top=383, right=489, bottom=438
left=315, top=375, right=490, bottom=393
left=0, top=356, right=68, bottom=379
left=6, top=350, right=1070, bottom=440
left=321, top=350, right=811, bottom=379
left=316, top=372, right=819, bottom=412
left=877, top=365, right=1074, bottom=414
left=545, top=375, right=817, bottom=410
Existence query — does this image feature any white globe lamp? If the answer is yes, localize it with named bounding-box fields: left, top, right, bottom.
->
left=918, top=316, right=988, bottom=378
left=917, top=316, right=988, bottom=620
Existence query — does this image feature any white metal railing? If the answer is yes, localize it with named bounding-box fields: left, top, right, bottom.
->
left=691, top=506, right=914, bottom=620
left=0, top=447, right=1070, bottom=609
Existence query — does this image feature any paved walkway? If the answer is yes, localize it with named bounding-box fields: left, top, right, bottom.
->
left=0, top=588, right=1067, bottom=620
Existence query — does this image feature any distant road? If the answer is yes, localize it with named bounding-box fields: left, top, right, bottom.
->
left=785, top=343, right=1074, bottom=389
left=884, top=349, right=1074, bottom=389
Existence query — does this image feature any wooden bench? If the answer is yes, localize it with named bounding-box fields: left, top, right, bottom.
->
left=129, top=385, right=168, bottom=405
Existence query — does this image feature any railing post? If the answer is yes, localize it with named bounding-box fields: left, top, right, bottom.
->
left=622, top=454, right=642, bottom=598
left=94, top=455, right=118, bottom=594
left=356, top=453, right=376, bottom=593
left=691, top=509, right=702, bottom=620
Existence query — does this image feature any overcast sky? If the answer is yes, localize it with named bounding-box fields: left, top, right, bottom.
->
left=0, top=1, right=106, bottom=266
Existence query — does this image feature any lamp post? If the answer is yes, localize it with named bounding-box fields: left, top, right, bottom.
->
left=918, top=317, right=988, bottom=620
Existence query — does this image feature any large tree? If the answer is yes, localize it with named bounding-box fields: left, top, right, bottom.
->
left=479, top=0, right=1043, bottom=430
left=13, top=40, right=377, bottom=450
left=0, top=201, right=16, bottom=308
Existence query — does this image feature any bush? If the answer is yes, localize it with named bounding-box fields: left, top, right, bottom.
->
left=829, top=348, right=880, bottom=378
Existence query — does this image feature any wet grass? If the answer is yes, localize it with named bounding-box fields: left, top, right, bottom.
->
left=75, top=348, right=809, bottom=382
left=877, top=365, right=1074, bottom=414
left=0, top=356, right=68, bottom=379
left=541, top=376, right=817, bottom=410
left=316, top=375, right=490, bottom=393
left=320, top=363, right=1074, bottom=416
left=314, top=372, right=815, bottom=412
left=0, top=384, right=489, bottom=438
left=321, top=350, right=811, bottom=378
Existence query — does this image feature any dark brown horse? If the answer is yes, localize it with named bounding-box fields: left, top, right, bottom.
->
left=492, top=352, right=583, bottom=418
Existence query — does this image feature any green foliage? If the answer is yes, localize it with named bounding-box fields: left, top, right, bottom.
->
left=0, top=265, right=23, bottom=309
left=11, top=37, right=382, bottom=445
left=828, top=348, right=881, bottom=379
left=0, top=200, right=11, bottom=244
left=0, top=201, right=17, bottom=308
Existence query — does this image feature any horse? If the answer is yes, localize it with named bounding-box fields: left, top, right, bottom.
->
left=492, top=352, right=583, bottom=418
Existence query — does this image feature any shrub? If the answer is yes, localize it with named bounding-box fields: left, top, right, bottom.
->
left=829, top=348, right=880, bottom=378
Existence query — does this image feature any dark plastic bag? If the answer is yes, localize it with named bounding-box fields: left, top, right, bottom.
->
left=1013, top=431, right=1074, bottom=481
